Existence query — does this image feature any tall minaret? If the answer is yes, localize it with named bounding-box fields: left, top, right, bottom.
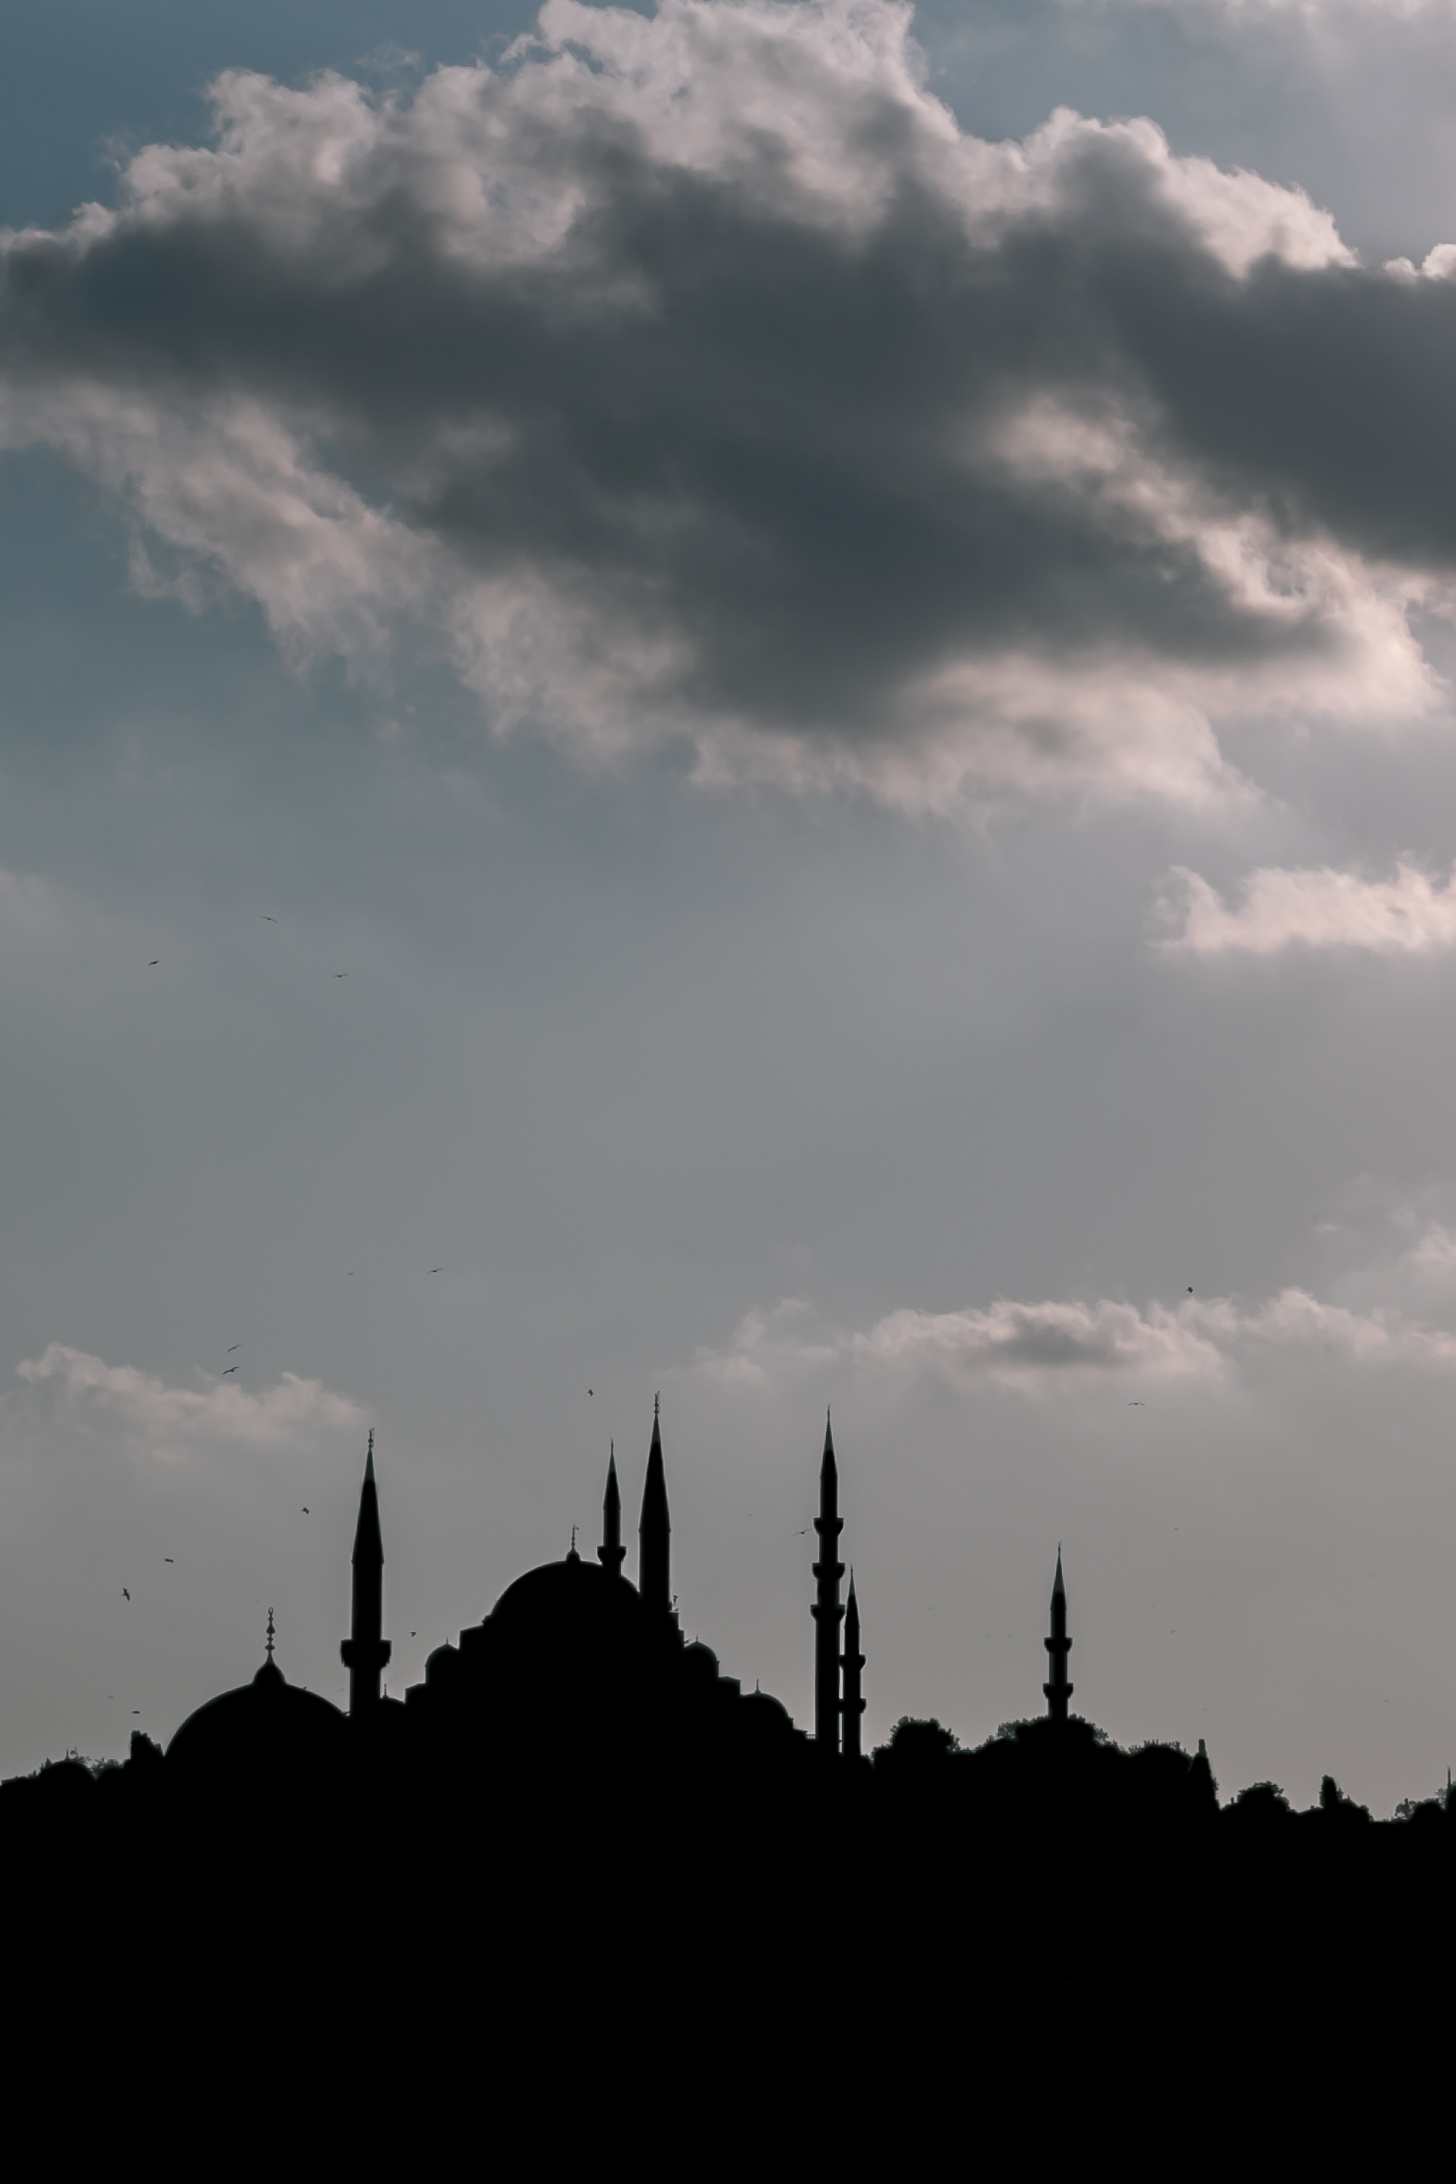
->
left=840, top=1569, right=865, bottom=1762
left=812, top=1411, right=845, bottom=1753
left=638, top=1396, right=670, bottom=1617
left=340, top=1431, right=391, bottom=1716
left=598, top=1441, right=626, bottom=1578
left=1042, top=1549, right=1073, bottom=1725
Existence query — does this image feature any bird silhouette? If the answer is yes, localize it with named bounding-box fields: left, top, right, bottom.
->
left=149, top=960, right=158, bottom=966
left=261, top=915, right=277, bottom=922
left=227, top=1345, right=240, bottom=1354
left=302, top=1507, right=310, bottom=1515
left=1187, top=1286, right=1194, bottom=1295
left=333, top=972, right=347, bottom=978
left=429, top=1268, right=441, bottom=1274
left=588, top=1388, right=593, bottom=1397
left=165, top=1557, right=173, bottom=1564
left=123, top=1588, right=130, bottom=1601
left=410, top=1631, right=417, bottom=1638
left=222, top=1366, right=237, bottom=1375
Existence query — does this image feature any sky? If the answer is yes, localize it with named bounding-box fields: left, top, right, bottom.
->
left=4, top=0, right=1456, bottom=1812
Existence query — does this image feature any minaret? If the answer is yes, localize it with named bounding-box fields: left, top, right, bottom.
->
left=638, top=1396, right=670, bottom=1618
left=840, top=1569, right=865, bottom=1762
left=598, top=1441, right=626, bottom=1578
left=812, top=1411, right=845, bottom=1754
left=340, top=1431, right=391, bottom=1716
left=1043, top=1549, right=1073, bottom=1724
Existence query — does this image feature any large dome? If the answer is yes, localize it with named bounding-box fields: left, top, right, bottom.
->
left=491, top=1552, right=642, bottom=1638
left=484, top=1551, right=651, bottom=1691
left=167, top=1657, right=347, bottom=1783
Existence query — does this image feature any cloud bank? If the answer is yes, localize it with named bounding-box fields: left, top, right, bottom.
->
left=695, top=1280, right=1456, bottom=1393
left=13, top=1344, right=367, bottom=1464
left=1159, top=859, right=1456, bottom=953
left=4, top=0, right=1456, bottom=807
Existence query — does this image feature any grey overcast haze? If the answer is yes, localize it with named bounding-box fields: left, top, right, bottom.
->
left=9, top=0, right=1456, bottom=1810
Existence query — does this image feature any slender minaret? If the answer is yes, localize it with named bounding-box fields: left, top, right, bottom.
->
left=638, top=1397, right=670, bottom=1618
left=1043, top=1549, right=1073, bottom=1725
left=340, top=1431, right=391, bottom=1716
left=598, top=1441, right=626, bottom=1578
left=840, top=1569, right=865, bottom=1762
left=812, top=1411, right=845, bottom=1754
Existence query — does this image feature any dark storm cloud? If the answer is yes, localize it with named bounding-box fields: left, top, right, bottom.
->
left=1, top=0, right=1449, bottom=801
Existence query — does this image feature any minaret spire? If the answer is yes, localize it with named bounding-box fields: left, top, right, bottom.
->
left=638, top=1397, right=671, bottom=1619
left=840, top=1567, right=865, bottom=1762
left=1042, top=1547, right=1073, bottom=1725
left=340, top=1430, right=392, bottom=1716
left=598, top=1441, right=626, bottom=1577
left=812, top=1409, right=845, bottom=1754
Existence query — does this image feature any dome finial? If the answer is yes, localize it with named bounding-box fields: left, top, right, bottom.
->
left=265, top=1607, right=275, bottom=1662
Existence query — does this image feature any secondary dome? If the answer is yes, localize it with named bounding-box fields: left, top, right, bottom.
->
left=167, top=1654, right=347, bottom=1783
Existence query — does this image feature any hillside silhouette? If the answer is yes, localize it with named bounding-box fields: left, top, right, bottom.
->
left=3, top=1408, right=1450, bottom=2155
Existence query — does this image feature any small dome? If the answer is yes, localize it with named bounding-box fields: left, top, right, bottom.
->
left=739, top=1689, right=794, bottom=1742
left=682, top=1640, right=720, bottom=1684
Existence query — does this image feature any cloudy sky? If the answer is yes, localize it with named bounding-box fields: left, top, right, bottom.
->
left=5, top=0, right=1456, bottom=1810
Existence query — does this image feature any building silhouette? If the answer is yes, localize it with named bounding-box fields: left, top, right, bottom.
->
left=145, top=1402, right=1093, bottom=1786
left=154, top=1402, right=876, bottom=1787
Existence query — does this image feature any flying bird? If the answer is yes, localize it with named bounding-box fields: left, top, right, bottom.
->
left=261, top=915, right=277, bottom=922
left=132, top=1710, right=140, bottom=1715
left=410, top=1631, right=417, bottom=1638
left=302, top=1507, right=310, bottom=1515
left=333, top=971, right=348, bottom=978
left=227, top=1345, right=240, bottom=1354
left=1187, top=1287, right=1194, bottom=1294
left=588, top=1389, right=593, bottom=1397
left=222, top=1366, right=237, bottom=1375
left=429, top=1268, right=441, bottom=1274
left=122, top=1588, right=130, bottom=1601
left=165, top=1557, right=173, bottom=1564
left=149, top=960, right=159, bottom=966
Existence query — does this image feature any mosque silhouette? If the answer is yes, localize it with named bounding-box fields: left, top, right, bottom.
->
left=7, top=1382, right=1454, bottom=2164
left=10, top=1396, right=1456, bottom=1849
left=162, top=1403, right=906, bottom=1784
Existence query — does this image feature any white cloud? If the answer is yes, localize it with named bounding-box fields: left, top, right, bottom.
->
left=693, top=1281, right=1456, bottom=1395
left=13, top=1344, right=367, bottom=1464
left=1157, top=859, right=1456, bottom=954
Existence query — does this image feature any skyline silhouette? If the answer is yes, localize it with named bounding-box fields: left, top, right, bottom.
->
left=5, top=1405, right=1450, bottom=1832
